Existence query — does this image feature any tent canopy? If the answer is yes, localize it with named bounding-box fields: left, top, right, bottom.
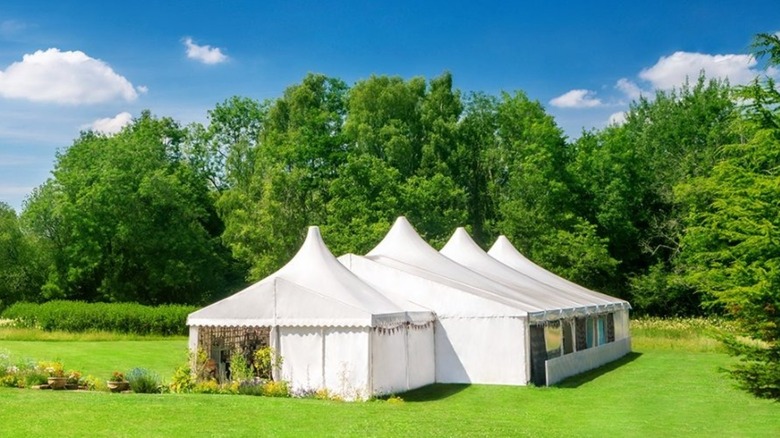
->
left=340, top=253, right=530, bottom=318
left=441, top=228, right=615, bottom=316
left=188, top=226, right=433, bottom=328
left=488, top=235, right=630, bottom=310
left=366, top=216, right=568, bottom=320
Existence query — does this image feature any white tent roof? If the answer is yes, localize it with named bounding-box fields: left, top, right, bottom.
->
left=488, top=235, right=630, bottom=311
left=339, top=253, right=529, bottom=318
left=441, top=228, right=617, bottom=317
left=366, top=217, right=566, bottom=322
left=188, top=226, right=433, bottom=328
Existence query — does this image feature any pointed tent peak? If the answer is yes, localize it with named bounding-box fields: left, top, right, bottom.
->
left=441, top=227, right=484, bottom=256
left=488, top=234, right=533, bottom=262
left=281, top=225, right=333, bottom=270
left=367, top=216, right=439, bottom=258
left=307, top=225, right=322, bottom=239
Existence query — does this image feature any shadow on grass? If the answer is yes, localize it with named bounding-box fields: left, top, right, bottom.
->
left=554, top=352, right=643, bottom=388
left=393, top=383, right=471, bottom=402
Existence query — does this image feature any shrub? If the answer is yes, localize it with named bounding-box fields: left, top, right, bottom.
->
left=228, top=351, right=253, bottom=383
left=386, top=395, right=404, bottom=404
left=192, top=379, right=221, bottom=394
left=253, top=347, right=282, bottom=380
left=23, top=369, right=48, bottom=387
left=126, top=368, right=161, bottom=394
left=1, top=301, right=196, bottom=336
left=82, top=375, right=105, bottom=391
left=1, top=374, right=21, bottom=388
left=261, top=380, right=290, bottom=398
left=237, top=380, right=264, bottom=396
left=170, top=365, right=194, bottom=393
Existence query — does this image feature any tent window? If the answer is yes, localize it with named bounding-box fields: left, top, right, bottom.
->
left=544, top=321, right=562, bottom=359
left=607, top=313, right=616, bottom=342
left=585, top=317, right=595, bottom=348
left=575, top=317, right=588, bottom=350
left=597, top=315, right=607, bottom=346
left=562, top=320, right=574, bottom=354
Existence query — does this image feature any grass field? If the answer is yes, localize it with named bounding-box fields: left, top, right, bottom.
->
left=0, top=321, right=778, bottom=437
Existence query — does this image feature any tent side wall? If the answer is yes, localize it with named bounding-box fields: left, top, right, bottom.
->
left=613, top=308, right=630, bottom=341
left=435, top=317, right=527, bottom=385
left=278, top=326, right=370, bottom=400
left=543, top=308, right=632, bottom=386
left=371, top=328, right=407, bottom=395
left=545, top=336, right=631, bottom=386
left=407, top=324, right=435, bottom=389
left=371, top=324, right=436, bottom=395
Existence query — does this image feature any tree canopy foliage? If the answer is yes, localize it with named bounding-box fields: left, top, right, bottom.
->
left=21, top=112, right=241, bottom=305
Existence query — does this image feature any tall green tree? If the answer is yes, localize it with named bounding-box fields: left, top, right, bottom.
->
left=23, top=112, right=235, bottom=304
left=218, top=74, right=349, bottom=280
left=0, top=203, right=49, bottom=307
left=570, top=76, right=736, bottom=307
left=485, top=91, right=617, bottom=289
left=674, top=33, right=780, bottom=399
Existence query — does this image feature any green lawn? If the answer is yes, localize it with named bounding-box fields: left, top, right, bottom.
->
left=0, top=339, right=187, bottom=379
left=0, top=329, right=778, bottom=437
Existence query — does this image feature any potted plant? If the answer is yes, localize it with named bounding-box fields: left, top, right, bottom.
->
left=106, top=371, right=129, bottom=392
left=43, top=361, right=67, bottom=390
left=66, top=370, right=82, bottom=390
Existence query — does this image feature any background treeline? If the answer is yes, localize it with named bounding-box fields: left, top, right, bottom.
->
left=0, top=71, right=744, bottom=313
left=0, top=40, right=774, bottom=316
left=1, top=33, right=778, bottom=398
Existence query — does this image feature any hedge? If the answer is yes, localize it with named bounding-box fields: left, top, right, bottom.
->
left=1, top=301, right=197, bottom=336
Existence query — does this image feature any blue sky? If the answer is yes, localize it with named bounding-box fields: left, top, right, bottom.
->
left=1, top=1, right=778, bottom=211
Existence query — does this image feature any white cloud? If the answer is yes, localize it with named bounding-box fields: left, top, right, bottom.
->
left=89, top=112, right=133, bottom=134
left=615, top=78, right=645, bottom=100
left=136, top=85, right=149, bottom=94
left=0, top=48, right=138, bottom=104
left=608, top=111, right=627, bottom=126
left=639, top=51, right=758, bottom=89
left=550, top=89, right=603, bottom=108
left=183, top=37, right=228, bottom=64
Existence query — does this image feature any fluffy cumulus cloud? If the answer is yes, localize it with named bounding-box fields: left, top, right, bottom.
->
left=183, top=37, right=228, bottom=64
left=639, top=51, right=758, bottom=89
left=0, top=48, right=139, bottom=104
left=615, top=78, right=645, bottom=100
left=550, top=89, right=603, bottom=108
left=608, top=111, right=627, bottom=126
left=90, top=112, right=133, bottom=134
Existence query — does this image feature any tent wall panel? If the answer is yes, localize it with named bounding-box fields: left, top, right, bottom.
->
left=323, top=327, right=370, bottom=400
left=545, top=336, right=632, bottom=386
left=613, top=309, right=630, bottom=341
left=279, top=326, right=325, bottom=392
left=435, top=317, right=527, bottom=385
left=370, top=329, right=408, bottom=395
left=407, top=325, right=435, bottom=389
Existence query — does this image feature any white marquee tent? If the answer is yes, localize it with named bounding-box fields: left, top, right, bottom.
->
left=187, top=226, right=436, bottom=399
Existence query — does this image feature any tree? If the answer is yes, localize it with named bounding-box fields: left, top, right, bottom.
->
left=218, top=74, right=349, bottom=280
left=570, top=75, right=736, bottom=306
left=673, top=33, right=780, bottom=399
left=23, top=112, right=236, bottom=304
left=0, top=203, right=49, bottom=308
left=484, top=91, right=617, bottom=289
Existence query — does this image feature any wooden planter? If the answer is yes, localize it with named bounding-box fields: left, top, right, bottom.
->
left=47, top=377, right=67, bottom=390
left=107, top=380, right=130, bottom=393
